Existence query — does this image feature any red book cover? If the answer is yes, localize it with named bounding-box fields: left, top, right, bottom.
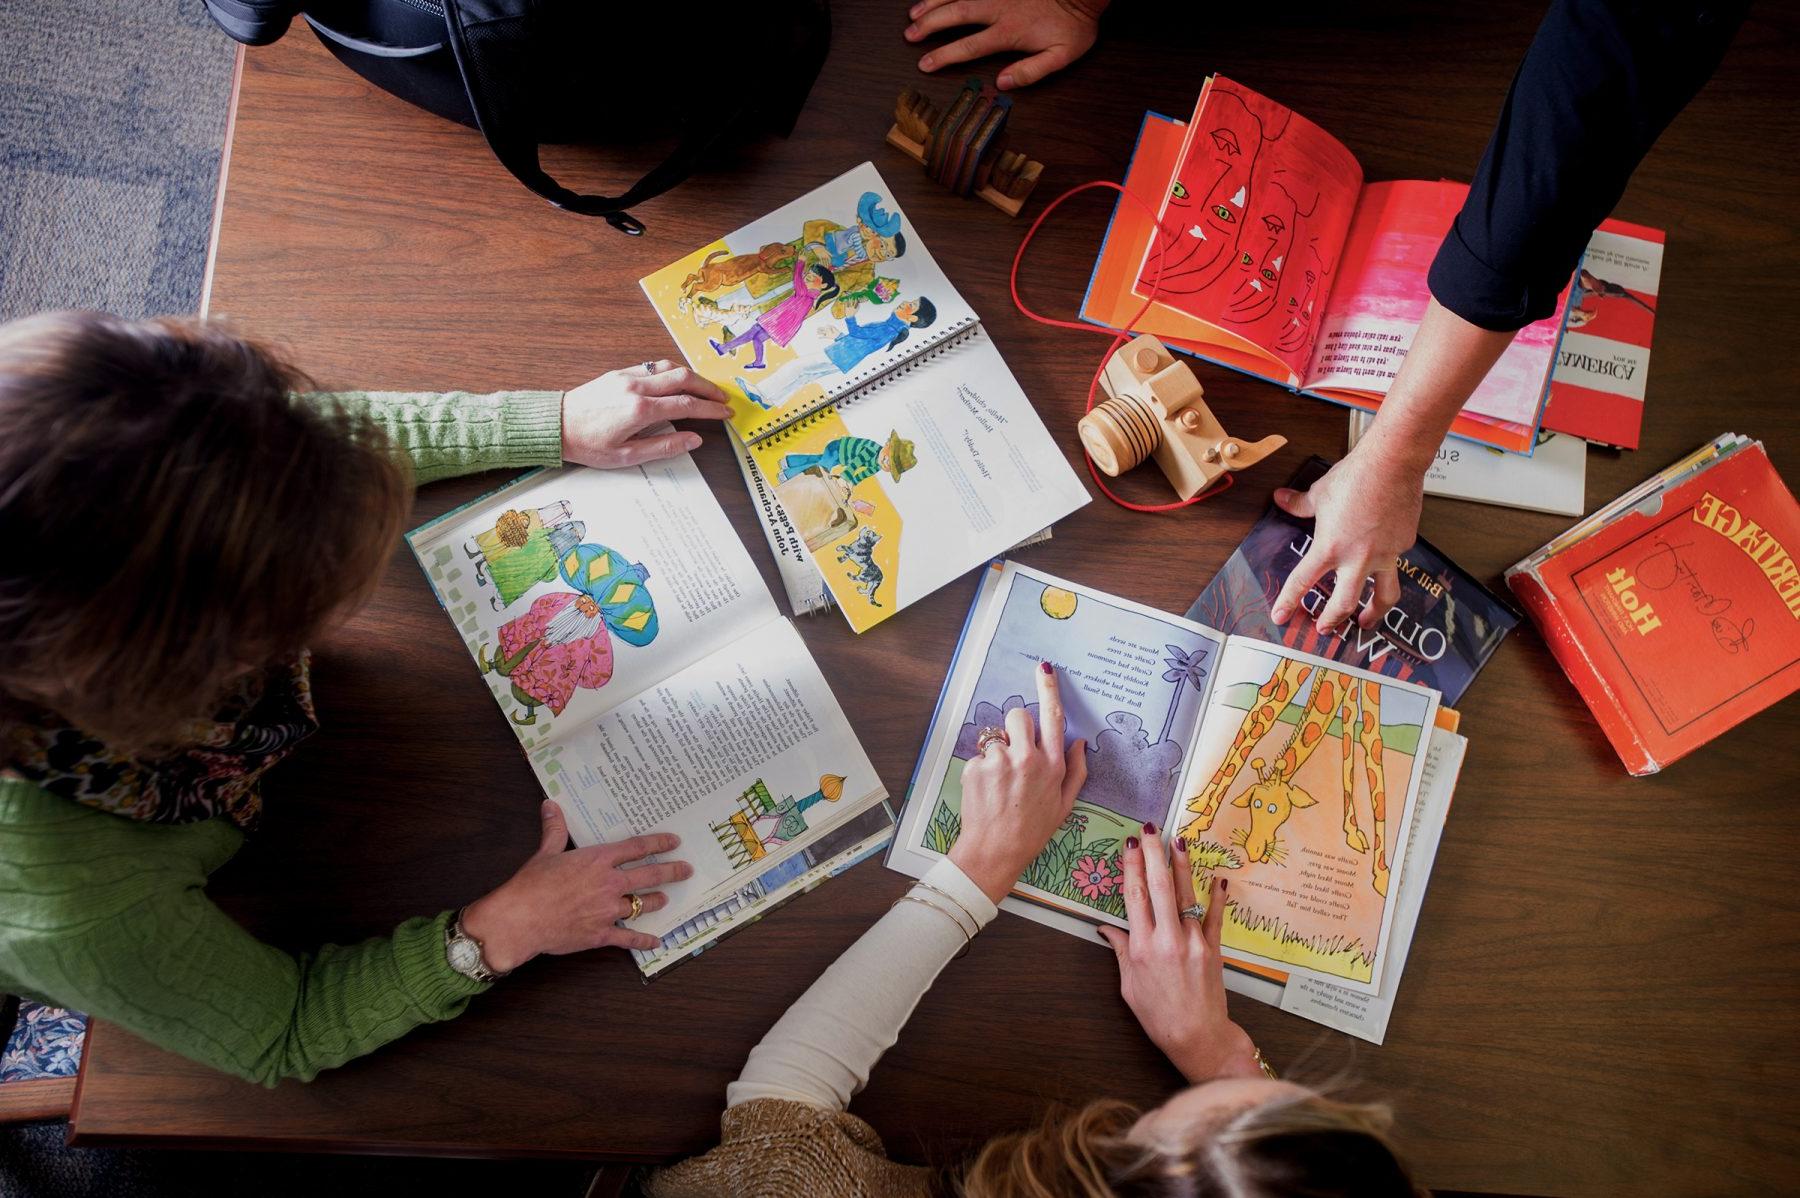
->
left=1506, top=442, right=1800, bottom=773
left=1540, top=219, right=1663, bottom=450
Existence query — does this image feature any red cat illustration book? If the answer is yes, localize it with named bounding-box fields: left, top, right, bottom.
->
left=1506, top=436, right=1800, bottom=774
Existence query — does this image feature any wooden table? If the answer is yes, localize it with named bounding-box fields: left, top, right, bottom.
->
left=68, top=2, right=1800, bottom=1193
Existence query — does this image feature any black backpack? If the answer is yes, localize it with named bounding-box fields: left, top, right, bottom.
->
left=204, top=0, right=831, bottom=234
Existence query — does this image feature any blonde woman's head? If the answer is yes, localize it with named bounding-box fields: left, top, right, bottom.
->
left=955, top=1079, right=1424, bottom=1198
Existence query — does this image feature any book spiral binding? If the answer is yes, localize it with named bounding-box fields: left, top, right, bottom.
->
left=759, top=318, right=986, bottom=448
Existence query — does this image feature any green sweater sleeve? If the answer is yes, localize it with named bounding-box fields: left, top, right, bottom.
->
left=306, top=389, right=565, bottom=485
left=0, top=781, right=488, bottom=1086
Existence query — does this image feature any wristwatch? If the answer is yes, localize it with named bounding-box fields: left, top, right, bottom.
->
left=444, top=908, right=508, bottom=983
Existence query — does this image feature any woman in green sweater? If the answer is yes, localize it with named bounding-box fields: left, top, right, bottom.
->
left=0, top=310, right=732, bottom=1085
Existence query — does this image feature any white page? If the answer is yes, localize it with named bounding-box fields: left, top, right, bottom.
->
left=530, top=619, right=884, bottom=937
left=408, top=457, right=777, bottom=755
left=1173, top=639, right=1439, bottom=996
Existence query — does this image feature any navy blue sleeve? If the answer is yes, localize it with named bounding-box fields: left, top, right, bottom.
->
left=1428, top=0, right=1747, bottom=331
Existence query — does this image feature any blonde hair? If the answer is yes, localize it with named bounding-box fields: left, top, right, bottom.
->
left=953, top=1091, right=1426, bottom=1198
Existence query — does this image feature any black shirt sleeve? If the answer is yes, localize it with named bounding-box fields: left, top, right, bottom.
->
left=1428, top=0, right=1747, bottom=331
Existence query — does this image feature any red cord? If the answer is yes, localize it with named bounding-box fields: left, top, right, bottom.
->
left=1009, top=180, right=1234, bottom=513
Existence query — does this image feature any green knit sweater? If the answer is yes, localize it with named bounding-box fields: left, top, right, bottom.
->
left=0, top=388, right=565, bottom=1086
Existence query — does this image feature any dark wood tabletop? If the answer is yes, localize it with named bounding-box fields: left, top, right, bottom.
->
left=67, top=2, right=1800, bottom=1193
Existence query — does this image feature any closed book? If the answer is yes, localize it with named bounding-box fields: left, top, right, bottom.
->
left=1540, top=220, right=1664, bottom=451
left=1505, top=438, right=1800, bottom=774
left=1348, top=411, right=1586, bottom=517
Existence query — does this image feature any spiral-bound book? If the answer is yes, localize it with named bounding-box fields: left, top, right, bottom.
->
left=642, top=162, right=1089, bottom=632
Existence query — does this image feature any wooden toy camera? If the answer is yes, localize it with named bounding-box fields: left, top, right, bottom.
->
left=1079, top=335, right=1287, bottom=500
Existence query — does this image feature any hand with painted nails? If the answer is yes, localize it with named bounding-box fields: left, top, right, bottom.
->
left=904, top=0, right=1107, bottom=91
left=949, top=661, right=1090, bottom=904
left=561, top=360, right=733, bottom=469
left=460, top=800, right=693, bottom=971
left=1098, top=830, right=1260, bottom=1083
left=1266, top=445, right=1423, bottom=635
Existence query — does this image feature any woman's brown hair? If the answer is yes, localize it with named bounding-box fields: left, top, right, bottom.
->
left=953, top=1093, right=1427, bottom=1198
left=0, top=311, right=411, bottom=748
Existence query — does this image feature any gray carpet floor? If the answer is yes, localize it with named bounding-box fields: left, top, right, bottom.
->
left=0, top=0, right=236, bottom=319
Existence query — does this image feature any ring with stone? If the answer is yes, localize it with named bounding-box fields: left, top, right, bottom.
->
left=1179, top=904, right=1207, bottom=922
left=975, top=726, right=1009, bottom=754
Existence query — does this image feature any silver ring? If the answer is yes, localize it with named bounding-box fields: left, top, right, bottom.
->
left=975, top=726, right=1009, bottom=754
left=642, top=360, right=660, bottom=374
left=1179, top=904, right=1207, bottom=922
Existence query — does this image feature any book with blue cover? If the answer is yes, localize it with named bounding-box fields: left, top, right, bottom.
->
left=1188, top=457, right=1520, bottom=706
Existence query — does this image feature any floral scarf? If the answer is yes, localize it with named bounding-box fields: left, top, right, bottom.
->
left=1, top=653, right=319, bottom=828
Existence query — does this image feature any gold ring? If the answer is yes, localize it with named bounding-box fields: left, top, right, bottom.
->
left=626, top=893, right=644, bottom=920
left=975, top=726, right=1009, bottom=754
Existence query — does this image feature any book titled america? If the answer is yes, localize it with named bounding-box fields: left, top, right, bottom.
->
left=1189, top=457, right=1520, bottom=706
left=1506, top=435, right=1800, bottom=774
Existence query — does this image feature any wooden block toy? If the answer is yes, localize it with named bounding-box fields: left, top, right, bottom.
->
left=1080, top=334, right=1288, bottom=500
left=885, top=79, right=1044, bottom=216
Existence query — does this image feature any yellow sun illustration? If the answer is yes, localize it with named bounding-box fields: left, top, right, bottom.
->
left=1040, top=587, right=1078, bottom=620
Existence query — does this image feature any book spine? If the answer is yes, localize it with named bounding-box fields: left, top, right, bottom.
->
left=757, top=321, right=987, bottom=448
left=743, top=314, right=983, bottom=446
left=1504, top=567, right=1660, bottom=776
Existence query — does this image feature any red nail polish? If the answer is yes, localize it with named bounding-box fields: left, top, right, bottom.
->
left=1126, top=836, right=1139, bottom=850
left=1175, top=836, right=1187, bottom=852
left=1040, top=660, right=1052, bottom=674
left=1143, top=821, right=1157, bottom=835
left=1220, top=879, right=1229, bottom=893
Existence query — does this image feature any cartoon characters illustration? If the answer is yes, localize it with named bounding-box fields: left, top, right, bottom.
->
left=777, top=429, right=916, bottom=491
left=1179, top=659, right=1392, bottom=895
left=478, top=540, right=659, bottom=725
left=737, top=297, right=937, bottom=410
left=463, top=501, right=586, bottom=609
left=836, top=527, right=884, bottom=606
left=1223, top=173, right=1318, bottom=326
left=708, top=260, right=839, bottom=369
left=710, top=774, right=846, bottom=867
left=681, top=191, right=907, bottom=323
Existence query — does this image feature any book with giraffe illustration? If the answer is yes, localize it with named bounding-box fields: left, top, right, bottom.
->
left=407, top=457, right=891, bottom=942
left=890, top=561, right=1442, bottom=997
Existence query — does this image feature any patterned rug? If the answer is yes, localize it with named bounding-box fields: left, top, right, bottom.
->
left=0, top=0, right=236, bottom=1081
left=0, top=0, right=237, bottom=321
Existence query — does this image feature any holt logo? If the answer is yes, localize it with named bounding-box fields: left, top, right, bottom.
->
left=1605, top=567, right=1662, bottom=636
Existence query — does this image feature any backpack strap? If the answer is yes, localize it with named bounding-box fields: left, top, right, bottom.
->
left=440, top=0, right=734, bottom=234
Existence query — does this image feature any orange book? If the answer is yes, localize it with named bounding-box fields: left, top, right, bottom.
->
left=1082, top=96, right=1573, bottom=455
left=1506, top=436, right=1800, bottom=774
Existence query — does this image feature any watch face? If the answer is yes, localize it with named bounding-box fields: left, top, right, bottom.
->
left=447, top=936, right=482, bottom=975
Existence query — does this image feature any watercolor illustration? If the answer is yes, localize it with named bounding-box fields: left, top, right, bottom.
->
left=477, top=538, right=660, bottom=725
left=710, top=774, right=847, bottom=868
left=1178, top=645, right=1430, bottom=985
left=923, top=578, right=1218, bottom=919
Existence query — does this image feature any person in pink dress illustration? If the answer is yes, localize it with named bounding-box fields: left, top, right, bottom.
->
left=708, top=260, right=839, bottom=370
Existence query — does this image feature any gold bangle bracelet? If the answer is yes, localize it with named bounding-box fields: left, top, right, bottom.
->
left=890, top=894, right=975, bottom=949
left=910, top=881, right=983, bottom=936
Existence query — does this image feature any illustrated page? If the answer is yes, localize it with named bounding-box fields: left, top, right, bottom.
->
left=408, top=458, right=777, bottom=754
left=896, top=562, right=1223, bottom=922
left=1303, top=180, right=1567, bottom=436
left=747, top=328, right=1089, bottom=632
left=1173, top=639, right=1439, bottom=994
left=1133, top=76, right=1363, bottom=380
left=532, top=619, right=884, bottom=938
left=640, top=161, right=978, bottom=442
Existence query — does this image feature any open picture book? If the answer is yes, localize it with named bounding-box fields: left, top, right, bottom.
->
left=1082, top=83, right=1575, bottom=454
left=407, top=455, right=891, bottom=941
left=890, top=563, right=1465, bottom=1037
left=642, top=162, right=1089, bottom=631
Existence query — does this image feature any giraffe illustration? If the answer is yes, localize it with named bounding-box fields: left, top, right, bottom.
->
left=1180, top=661, right=1391, bottom=896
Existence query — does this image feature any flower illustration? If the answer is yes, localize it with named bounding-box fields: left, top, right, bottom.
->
left=1062, top=810, right=1090, bottom=833
left=1070, top=855, right=1120, bottom=900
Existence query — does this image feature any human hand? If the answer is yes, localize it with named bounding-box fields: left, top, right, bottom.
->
left=905, top=0, right=1107, bottom=91
left=949, top=662, right=1089, bottom=903
left=1268, top=446, right=1425, bottom=633
left=461, top=800, right=693, bottom=972
left=562, top=361, right=731, bottom=469
left=1098, top=830, right=1260, bottom=1083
